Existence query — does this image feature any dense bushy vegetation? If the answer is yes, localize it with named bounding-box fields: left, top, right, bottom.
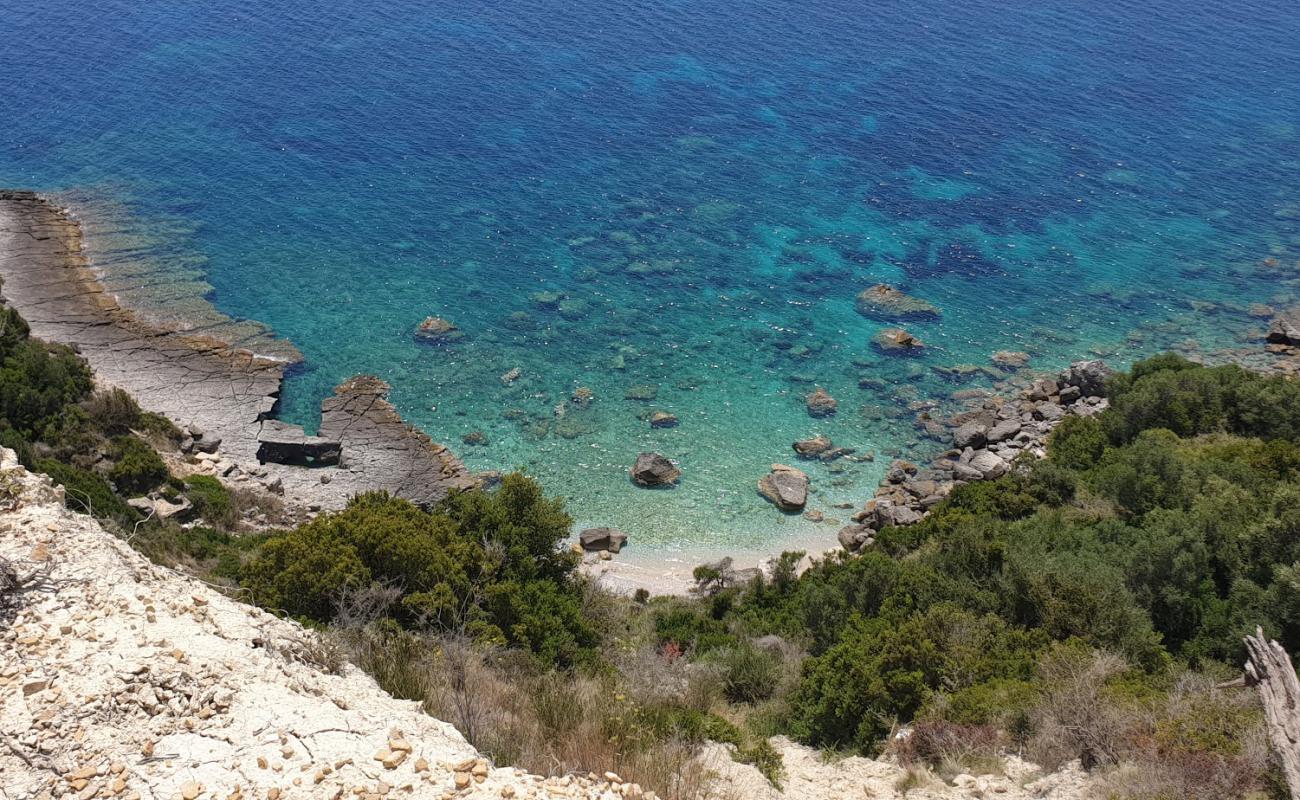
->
left=243, top=476, right=597, bottom=668
left=3, top=292, right=1291, bottom=799
left=0, top=300, right=266, bottom=563
left=650, top=355, right=1299, bottom=766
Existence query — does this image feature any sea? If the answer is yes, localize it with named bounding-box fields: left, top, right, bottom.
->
left=2, top=0, right=1299, bottom=556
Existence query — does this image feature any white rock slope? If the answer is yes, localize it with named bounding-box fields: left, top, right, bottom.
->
left=0, top=450, right=616, bottom=800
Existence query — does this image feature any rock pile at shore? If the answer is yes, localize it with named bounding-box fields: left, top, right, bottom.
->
left=836, top=360, right=1112, bottom=552
left=1267, top=306, right=1300, bottom=346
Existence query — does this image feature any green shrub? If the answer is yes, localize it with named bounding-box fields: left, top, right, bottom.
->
left=714, top=640, right=781, bottom=703
left=106, top=435, right=168, bottom=495
left=787, top=604, right=1039, bottom=753
left=243, top=478, right=596, bottom=668
left=185, top=474, right=236, bottom=528
left=40, top=404, right=97, bottom=456
left=138, top=411, right=183, bottom=442
left=653, top=603, right=736, bottom=655
left=931, top=678, right=1039, bottom=729
left=630, top=705, right=743, bottom=747
left=1104, top=355, right=1300, bottom=444
left=733, top=739, right=784, bottom=789
left=35, top=458, right=137, bottom=521
left=0, top=337, right=93, bottom=439
left=82, top=388, right=141, bottom=435
left=1048, top=415, right=1108, bottom=471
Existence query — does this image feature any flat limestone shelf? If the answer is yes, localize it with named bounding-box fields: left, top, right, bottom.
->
left=0, top=189, right=479, bottom=509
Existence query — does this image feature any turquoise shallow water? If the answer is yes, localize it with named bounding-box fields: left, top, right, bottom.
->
left=3, top=0, right=1300, bottom=554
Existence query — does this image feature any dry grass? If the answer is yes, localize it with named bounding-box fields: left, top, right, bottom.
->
left=891, top=720, right=1004, bottom=781
left=332, top=619, right=720, bottom=800
left=1027, top=648, right=1138, bottom=770
left=1027, top=648, right=1272, bottom=799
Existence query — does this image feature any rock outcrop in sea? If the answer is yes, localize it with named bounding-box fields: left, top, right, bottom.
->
left=757, top=464, right=810, bottom=511
left=872, top=327, right=925, bottom=354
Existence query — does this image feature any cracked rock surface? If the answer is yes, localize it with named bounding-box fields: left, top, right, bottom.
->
left=0, top=191, right=476, bottom=511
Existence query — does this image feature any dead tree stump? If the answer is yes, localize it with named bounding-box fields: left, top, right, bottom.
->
left=1245, top=626, right=1300, bottom=798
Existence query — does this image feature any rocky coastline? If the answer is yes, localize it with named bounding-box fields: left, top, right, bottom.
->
left=6, top=188, right=1300, bottom=596
left=832, top=359, right=1111, bottom=553
left=0, top=191, right=480, bottom=519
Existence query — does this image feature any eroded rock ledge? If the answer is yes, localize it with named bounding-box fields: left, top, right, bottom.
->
left=0, top=190, right=477, bottom=510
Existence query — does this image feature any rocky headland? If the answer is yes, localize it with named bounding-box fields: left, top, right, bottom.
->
left=0, top=191, right=479, bottom=518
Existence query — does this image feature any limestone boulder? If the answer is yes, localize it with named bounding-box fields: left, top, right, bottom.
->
left=757, top=464, right=809, bottom=511
left=1267, top=307, right=1300, bottom=346
left=578, top=527, right=628, bottom=554
left=806, top=388, right=838, bottom=418
left=872, top=327, right=926, bottom=354
left=413, top=316, right=464, bottom=345
left=630, top=452, right=680, bottom=487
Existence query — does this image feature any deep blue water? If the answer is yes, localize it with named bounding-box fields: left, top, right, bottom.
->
left=3, top=0, right=1299, bottom=553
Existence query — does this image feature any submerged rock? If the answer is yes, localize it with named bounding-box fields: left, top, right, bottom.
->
left=991, top=350, right=1030, bottom=368
left=757, top=464, right=809, bottom=511
left=624, top=384, right=659, bottom=402
left=793, top=434, right=834, bottom=458
left=630, top=452, right=680, bottom=486
left=413, top=316, right=464, bottom=344
left=873, top=327, right=925, bottom=354
left=529, top=290, right=564, bottom=308
left=648, top=410, right=679, bottom=428
left=855, top=284, right=941, bottom=320
left=806, top=387, right=838, bottom=417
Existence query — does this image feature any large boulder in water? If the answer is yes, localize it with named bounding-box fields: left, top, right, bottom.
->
left=856, top=284, right=941, bottom=320
left=1267, top=307, right=1300, bottom=346
left=793, top=434, right=833, bottom=458
left=757, top=464, right=809, bottom=511
left=630, top=452, right=680, bottom=486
